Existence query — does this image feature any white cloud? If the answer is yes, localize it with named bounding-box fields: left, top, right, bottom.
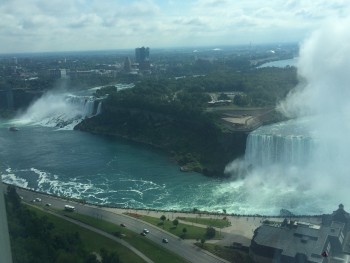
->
left=69, top=14, right=103, bottom=28
left=0, top=0, right=350, bottom=53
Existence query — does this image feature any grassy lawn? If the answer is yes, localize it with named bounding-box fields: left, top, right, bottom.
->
left=177, top=216, right=231, bottom=228
left=60, top=211, right=189, bottom=263
left=194, top=243, right=253, bottom=263
left=126, top=213, right=222, bottom=240
left=27, top=205, right=146, bottom=263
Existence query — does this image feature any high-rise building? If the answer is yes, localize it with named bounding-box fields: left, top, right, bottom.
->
left=135, top=47, right=150, bottom=63
left=123, top=57, right=132, bottom=72
left=135, top=47, right=150, bottom=70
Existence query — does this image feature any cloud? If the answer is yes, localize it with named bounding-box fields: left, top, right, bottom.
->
left=199, top=0, right=228, bottom=7
left=126, top=0, right=161, bottom=16
left=173, top=17, right=206, bottom=27
left=69, top=14, right=103, bottom=28
left=21, top=15, right=57, bottom=30
left=1, top=0, right=350, bottom=53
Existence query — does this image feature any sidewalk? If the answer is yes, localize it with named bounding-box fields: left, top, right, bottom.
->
left=104, top=207, right=322, bottom=247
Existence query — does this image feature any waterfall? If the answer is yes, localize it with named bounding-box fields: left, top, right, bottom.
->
left=244, top=118, right=315, bottom=168
left=65, top=95, right=96, bottom=118
left=96, top=101, right=102, bottom=115
left=17, top=92, right=103, bottom=129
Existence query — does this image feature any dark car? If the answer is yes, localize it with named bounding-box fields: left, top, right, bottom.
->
left=162, top=238, right=168, bottom=243
left=120, top=223, right=126, bottom=227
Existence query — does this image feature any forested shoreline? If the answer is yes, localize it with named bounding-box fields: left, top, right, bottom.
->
left=76, top=67, right=297, bottom=177
left=5, top=185, right=120, bottom=263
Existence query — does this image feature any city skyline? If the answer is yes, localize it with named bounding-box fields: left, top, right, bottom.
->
left=1, top=0, right=349, bottom=54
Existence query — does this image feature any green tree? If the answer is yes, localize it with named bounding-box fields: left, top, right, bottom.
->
left=206, top=226, right=216, bottom=239
left=217, top=93, right=229, bottom=100
left=100, top=248, right=120, bottom=263
left=233, top=94, right=249, bottom=106
left=173, top=219, right=179, bottom=228
left=56, top=251, right=83, bottom=263
left=85, top=254, right=99, bottom=263
left=160, top=215, right=166, bottom=222
left=160, top=215, right=166, bottom=228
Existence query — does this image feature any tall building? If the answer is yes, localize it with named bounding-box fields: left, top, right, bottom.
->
left=123, top=57, right=132, bottom=72
left=135, top=47, right=150, bottom=63
left=135, top=47, right=150, bottom=70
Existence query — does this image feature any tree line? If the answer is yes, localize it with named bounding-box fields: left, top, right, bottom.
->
left=77, top=66, right=297, bottom=176
left=5, top=185, right=121, bottom=263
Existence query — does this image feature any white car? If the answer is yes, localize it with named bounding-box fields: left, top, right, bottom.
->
left=35, top=198, right=42, bottom=202
left=143, top=229, right=150, bottom=234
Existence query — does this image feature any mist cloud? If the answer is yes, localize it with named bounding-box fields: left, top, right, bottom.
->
left=227, top=17, right=350, bottom=215
left=279, top=17, right=350, bottom=117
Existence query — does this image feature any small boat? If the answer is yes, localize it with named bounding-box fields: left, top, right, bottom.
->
left=9, top=126, right=19, bottom=132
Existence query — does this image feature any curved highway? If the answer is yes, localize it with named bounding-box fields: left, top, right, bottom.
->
left=10, top=186, right=229, bottom=263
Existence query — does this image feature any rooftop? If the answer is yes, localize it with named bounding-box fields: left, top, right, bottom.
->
left=253, top=220, right=345, bottom=262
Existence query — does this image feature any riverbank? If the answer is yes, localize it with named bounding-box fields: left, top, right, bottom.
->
left=104, top=207, right=322, bottom=246
left=75, top=108, right=247, bottom=177
left=4, top=183, right=324, bottom=248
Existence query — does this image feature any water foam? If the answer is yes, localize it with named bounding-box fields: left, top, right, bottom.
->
left=17, top=92, right=101, bottom=129
left=1, top=172, right=29, bottom=188
left=2, top=165, right=169, bottom=207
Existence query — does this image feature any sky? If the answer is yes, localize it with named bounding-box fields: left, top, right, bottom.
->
left=1, top=0, right=350, bottom=53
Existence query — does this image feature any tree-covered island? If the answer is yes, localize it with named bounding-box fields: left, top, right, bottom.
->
left=75, top=67, right=297, bottom=177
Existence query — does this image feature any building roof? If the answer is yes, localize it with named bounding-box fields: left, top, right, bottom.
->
left=253, top=220, right=345, bottom=263
left=332, top=204, right=350, bottom=224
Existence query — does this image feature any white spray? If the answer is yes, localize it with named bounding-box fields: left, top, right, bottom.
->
left=16, top=91, right=98, bottom=130
left=226, top=17, right=350, bottom=214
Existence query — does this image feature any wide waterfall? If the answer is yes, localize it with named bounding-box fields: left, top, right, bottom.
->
left=245, top=118, right=316, bottom=168
left=17, top=92, right=102, bottom=129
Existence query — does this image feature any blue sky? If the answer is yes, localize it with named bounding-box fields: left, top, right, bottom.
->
left=0, top=0, right=349, bottom=53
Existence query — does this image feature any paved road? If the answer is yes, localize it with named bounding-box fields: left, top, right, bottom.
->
left=26, top=203, right=154, bottom=263
left=10, top=186, right=229, bottom=263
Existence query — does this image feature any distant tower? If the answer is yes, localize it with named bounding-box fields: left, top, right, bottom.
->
left=135, top=47, right=150, bottom=70
left=135, top=47, right=149, bottom=63
left=123, top=57, right=132, bottom=72
left=12, top=57, right=17, bottom=65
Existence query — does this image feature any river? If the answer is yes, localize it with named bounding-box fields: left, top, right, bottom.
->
left=0, top=88, right=328, bottom=216
left=0, top=118, right=256, bottom=214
